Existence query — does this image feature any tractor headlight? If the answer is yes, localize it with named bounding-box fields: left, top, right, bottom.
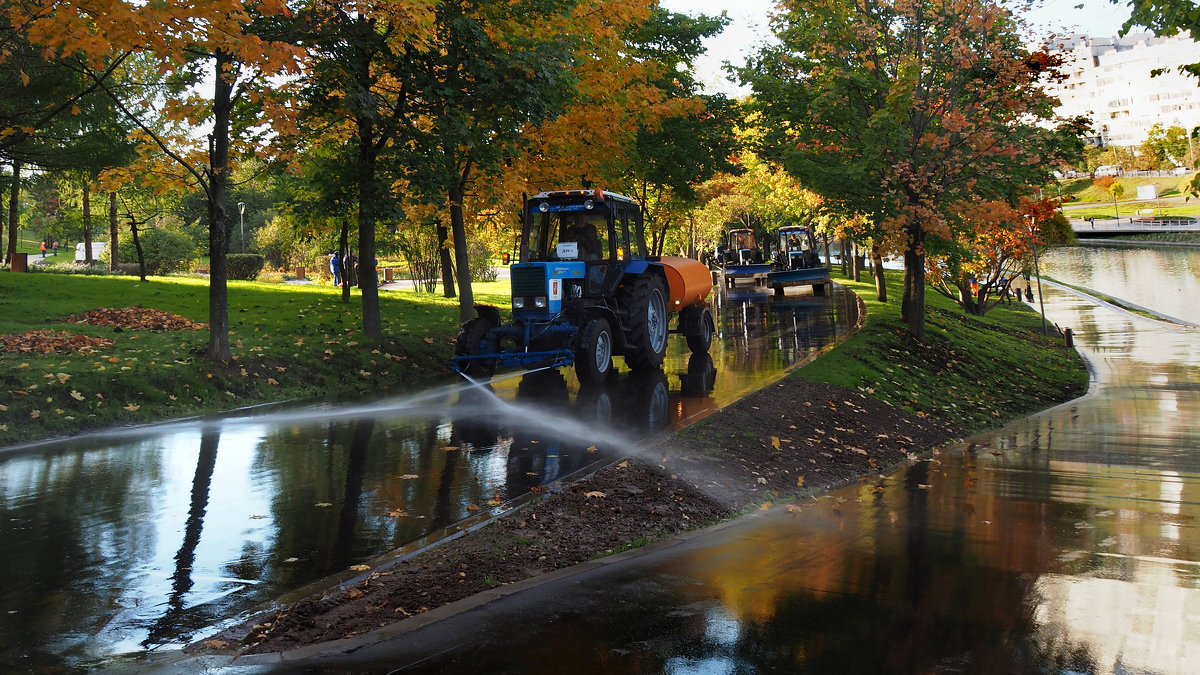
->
left=513, top=297, right=525, bottom=309
left=534, top=296, right=548, bottom=309
left=538, top=202, right=549, bottom=213
left=584, top=199, right=594, bottom=210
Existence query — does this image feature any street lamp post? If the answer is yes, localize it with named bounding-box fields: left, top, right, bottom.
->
left=237, top=202, right=246, bottom=253
left=1025, top=215, right=1048, bottom=336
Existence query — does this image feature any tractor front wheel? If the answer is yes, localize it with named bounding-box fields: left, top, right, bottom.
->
left=575, top=317, right=613, bottom=384
left=455, top=317, right=497, bottom=379
left=622, top=275, right=668, bottom=371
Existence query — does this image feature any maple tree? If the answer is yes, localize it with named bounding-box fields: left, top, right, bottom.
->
left=10, top=0, right=303, bottom=360
left=744, top=0, right=1083, bottom=338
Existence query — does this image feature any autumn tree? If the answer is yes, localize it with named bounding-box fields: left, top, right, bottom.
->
left=744, top=0, right=1081, bottom=338
left=623, top=7, right=739, bottom=255
left=13, top=0, right=303, bottom=360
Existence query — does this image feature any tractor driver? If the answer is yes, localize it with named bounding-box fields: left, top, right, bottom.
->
left=562, top=214, right=603, bottom=260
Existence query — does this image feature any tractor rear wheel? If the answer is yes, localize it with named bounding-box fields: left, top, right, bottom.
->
left=622, top=275, right=668, bottom=371
left=455, top=317, right=497, bottom=379
left=575, top=317, right=613, bottom=384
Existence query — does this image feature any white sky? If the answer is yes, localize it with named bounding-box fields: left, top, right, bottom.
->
left=660, top=0, right=1137, bottom=97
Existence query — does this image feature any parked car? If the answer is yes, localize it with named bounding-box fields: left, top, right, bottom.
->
left=1095, top=165, right=1119, bottom=177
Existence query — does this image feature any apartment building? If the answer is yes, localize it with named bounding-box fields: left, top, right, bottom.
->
left=1046, top=33, right=1200, bottom=148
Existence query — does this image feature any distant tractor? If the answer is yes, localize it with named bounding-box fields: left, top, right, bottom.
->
left=453, top=189, right=716, bottom=384
left=716, top=227, right=770, bottom=288
left=767, top=225, right=830, bottom=295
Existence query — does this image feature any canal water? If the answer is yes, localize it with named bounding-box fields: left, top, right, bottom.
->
left=0, top=284, right=857, bottom=671
left=277, top=243, right=1200, bottom=675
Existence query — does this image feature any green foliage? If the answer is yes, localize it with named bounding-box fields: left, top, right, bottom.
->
left=103, top=226, right=198, bottom=275
left=227, top=254, right=265, bottom=281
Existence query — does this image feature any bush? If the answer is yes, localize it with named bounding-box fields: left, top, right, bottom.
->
left=1093, top=176, right=1115, bottom=190
left=227, top=254, right=266, bottom=280
left=467, top=236, right=497, bottom=282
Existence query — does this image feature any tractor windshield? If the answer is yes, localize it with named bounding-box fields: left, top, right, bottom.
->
left=527, top=208, right=610, bottom=261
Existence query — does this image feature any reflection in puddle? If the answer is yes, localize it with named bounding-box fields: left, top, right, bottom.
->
left=0, top=285, right=858, bottom=669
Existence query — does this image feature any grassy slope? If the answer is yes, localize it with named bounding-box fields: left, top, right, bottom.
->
left=0, top=271, right=508, bottom=445
left=795, top=270, right=1088, bottom=433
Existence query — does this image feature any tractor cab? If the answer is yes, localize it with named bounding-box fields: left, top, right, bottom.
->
left=773, top=225, right=820, bottom=270
left=521, top=190, right=646, bottom=305
left=726, top=228, right=763, bottom=265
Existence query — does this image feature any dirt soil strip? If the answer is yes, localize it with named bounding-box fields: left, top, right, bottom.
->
left=194, top=379, right=959, bottom=657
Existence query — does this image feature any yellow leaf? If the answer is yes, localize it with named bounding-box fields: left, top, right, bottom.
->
left=583, top=491, right=606, bottom=498
left=797, top=475, right=805, bottom=487
left=30, top=410, right=40, bottom=419
left=466, top=504, right=480, bottom=512
left=70, top=390, right=85, bottom=401
left=0, top=425, right=7, bottom=432
left=56, top=373, right=70, bottom=383
left=124, top=403, right=140, bottom=412
left=359, top=370, right=372, bottom=377
left=386, top=509, right=408, bottom=517
left=398, top=474, right=419, bottom=480
left=0, top=404, right=5, bottom=411
left=349, top=564, right=371, bottom=572
left=918, top=484, right=932, bottom=490
left=771, top=436, right=780, bottom=449
left=586, top=445, right=598, bottom=453
left=423, top=337, right=434, bottom=344
left=267, top=378, right=280, bottom=385
left=315, top=502, right=332, bottom=507
left=759, top=502, right=772, bottom=511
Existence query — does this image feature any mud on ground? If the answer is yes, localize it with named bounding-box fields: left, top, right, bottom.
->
left=196, top=379, right=961, bottom=656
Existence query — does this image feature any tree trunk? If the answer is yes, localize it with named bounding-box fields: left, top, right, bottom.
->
left=840, top=238, right=849, bottom=276
left=5, top=160, right=20, bottom=264
left=449, top=180, right=475, bottom=323
left=901, top=223, right=926, bottom=339
left=339, top=220, right=350, bottom=304
left=355, top=118, right=382, bottom=340
left=437, top=222, right=455, bottom=298
left=822, top=232, right=831, bottom=269
left=108, top=192, right=118, bottom=271
left=206, top=51, right=233, bottom=362
left=851, top=242, right=861, bottom=282
left=871, top=244, right=886, bottom=302
left=131, top=219, right=147, bottom=281
left=82, top=180, right=93, bottom=264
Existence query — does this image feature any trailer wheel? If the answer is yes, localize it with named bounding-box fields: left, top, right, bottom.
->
left=575, top=317, right=613, bottom=384
left=685, top=307, right=715, bottom=354
left=622, top=275, right=668, bottom=371
left=455, top=317, right=497, bottom=379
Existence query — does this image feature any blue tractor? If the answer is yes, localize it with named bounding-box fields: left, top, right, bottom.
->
left=453, top=189, right=715, bottom=384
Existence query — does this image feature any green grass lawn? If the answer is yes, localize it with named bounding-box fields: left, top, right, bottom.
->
left=1, top=265, right=1089, bottom=448
left=1058, top=174, right=1194, bottom=203
left=796, top=270, right=1088, bottom=433
left=0, top=270, right=510, bottom=445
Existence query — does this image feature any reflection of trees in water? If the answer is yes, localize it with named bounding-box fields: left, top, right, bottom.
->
left=145, top=425, right=220, bottom=646
left=0, top=438, right=164, bottom=666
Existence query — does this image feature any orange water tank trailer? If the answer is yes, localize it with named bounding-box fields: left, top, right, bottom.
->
left=659, top=256, right=713, bottom=310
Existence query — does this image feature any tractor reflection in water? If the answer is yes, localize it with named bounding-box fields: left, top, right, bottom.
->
left=446, top=355, right=718, bottom=501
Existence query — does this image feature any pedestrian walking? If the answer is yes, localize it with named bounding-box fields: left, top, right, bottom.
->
left=329, top=252, right=342, bottom=287
left=40, top=241, right=47, bottom=257
left=52, top=240, right=59, bottom=255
